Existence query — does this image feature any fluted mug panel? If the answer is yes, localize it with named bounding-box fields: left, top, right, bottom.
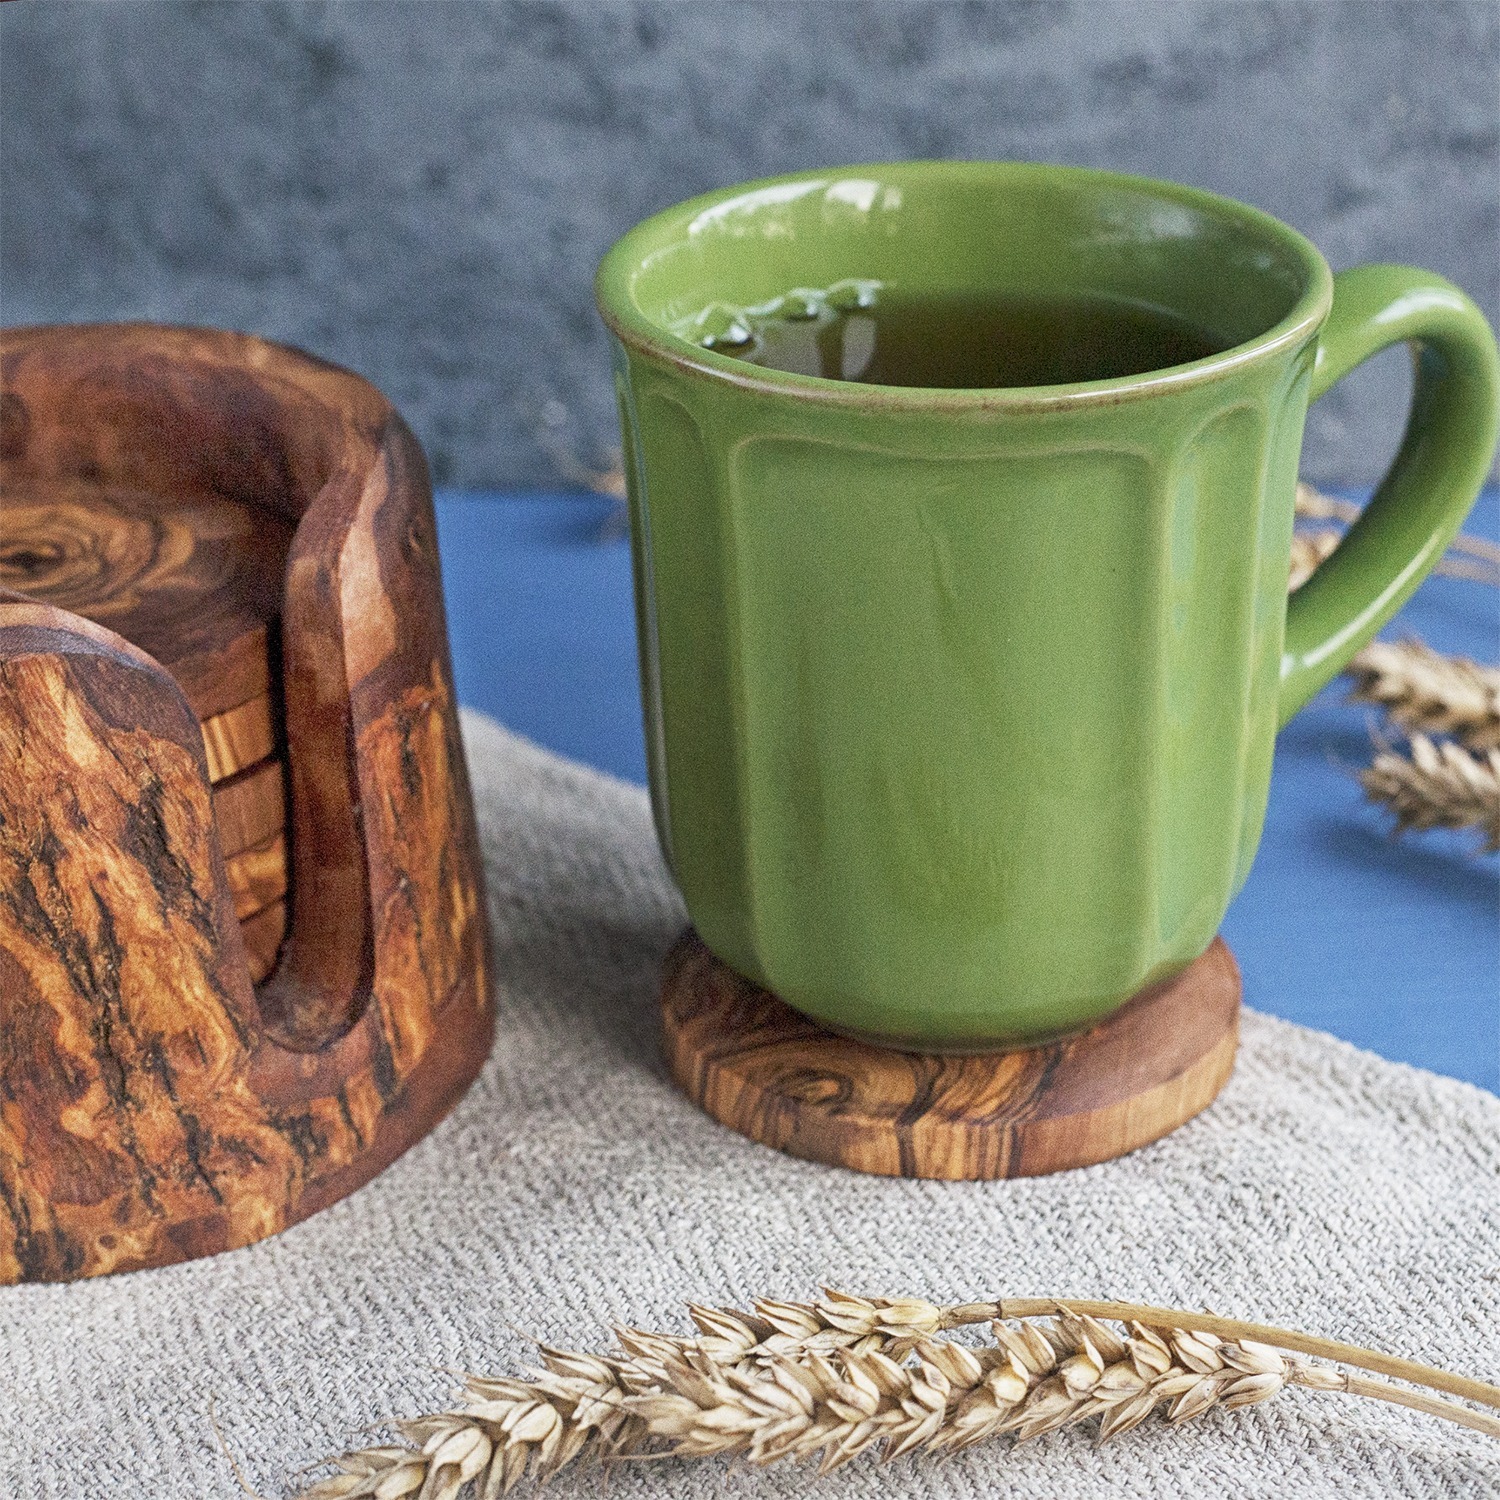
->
left=598, top=163, right=1498, bottom=1050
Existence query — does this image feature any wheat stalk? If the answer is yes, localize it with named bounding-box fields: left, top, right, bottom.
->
left=1289, top=484, right=1500, bottom=846
left=1359, top=735, right=1500, bottom=852
left=296, top=1292, right=1500, bottom=1496
left=1294, top=481, right=1364, bottom=527
left=1346, top=640, right=1500, bottom=753
left=1294, top=482, right=1500, bottom=586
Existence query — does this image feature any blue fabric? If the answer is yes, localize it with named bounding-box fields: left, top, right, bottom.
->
left=434, top=488, right=1499, bottom=1092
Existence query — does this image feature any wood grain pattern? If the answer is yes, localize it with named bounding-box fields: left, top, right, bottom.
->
left=0, top=479, right=290, bottom=721
left=200, top=692, right=278, bottom=783
left=0, top=323, right=493, bottom=1283
left=661, top=930, right=1241, bottom=1179
left=224, top=831, right=289, bottom=921
left=241, top=898, right=288, bottom=985
left=211, top=758, right=287, bottom=858
left=0, top=480, right=285, bottom=783
left=0, top=463, right=291, bottom=958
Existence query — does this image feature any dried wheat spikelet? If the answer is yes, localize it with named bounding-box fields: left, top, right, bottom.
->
left=296, top=1292, right=1500, bottom=1496
left=1347, top=640, right=1500, bottom=753
left=1288, top=527, right=1342, bottom=590
left=1290, top=483, right=1500, bottom=846
left=1294, top=481, right=1500, bottom=586
left=1360, top=735, right=1500, bottom=852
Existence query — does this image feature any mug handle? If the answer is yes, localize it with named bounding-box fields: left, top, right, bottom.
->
left=1278, top=264, right=1499, bottom=724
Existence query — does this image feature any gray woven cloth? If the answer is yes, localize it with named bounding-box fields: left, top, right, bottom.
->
left=3, top=710, right=1498, bottom=1499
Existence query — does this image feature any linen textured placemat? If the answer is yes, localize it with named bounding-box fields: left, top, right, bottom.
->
left=3, top=710, right=1497, bottom=1499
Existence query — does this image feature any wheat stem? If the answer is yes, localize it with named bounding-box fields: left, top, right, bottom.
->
left=1294, top=482, right=1363, bottom=526
left=1337, top=1374, right=1500, bottom=1439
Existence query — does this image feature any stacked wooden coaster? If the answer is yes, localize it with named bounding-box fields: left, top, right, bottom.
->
left=0, top=479, right=293, bottom=981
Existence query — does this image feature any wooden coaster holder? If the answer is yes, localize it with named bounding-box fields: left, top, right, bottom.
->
left=662, top=930, right=1241, bottom=1178
left=0, top=324, right=493, bottom=1282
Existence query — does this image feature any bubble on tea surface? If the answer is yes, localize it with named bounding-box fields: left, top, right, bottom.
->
left=825, top=278, right=881, bottom=312
left=774, top=290, right=823, bottom=321
left=694, top=304, right=754, bottom=350
left=839, top=316, right=877, bottom=380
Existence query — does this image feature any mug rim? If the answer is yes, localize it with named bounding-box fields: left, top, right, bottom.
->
left=595, top=160, right=1334, bottom=411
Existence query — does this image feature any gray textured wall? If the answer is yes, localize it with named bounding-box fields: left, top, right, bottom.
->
left=2, top=0, right=1496, bottom=490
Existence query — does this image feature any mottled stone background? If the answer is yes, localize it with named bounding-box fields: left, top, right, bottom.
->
left=2, top=0, right=1495, bottom=489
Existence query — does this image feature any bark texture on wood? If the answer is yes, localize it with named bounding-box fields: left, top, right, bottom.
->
left=0, top=324, right=493, bottom=1282
left=662, top=930, right=1240, bottom=1180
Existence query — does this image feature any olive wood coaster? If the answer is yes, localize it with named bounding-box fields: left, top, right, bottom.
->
left=223, top=830, right=290, bottom=921
left=200, top=692, right=279, bottom=782
left=661, top=930, right=1241, bottom=1179
left=0, top=477, right=292, bottom=721
left=1, top=475, right=293, bottom=959
left=0, top=323, right=493, bottom=1282
left=241, top=898, right=290, bottom=986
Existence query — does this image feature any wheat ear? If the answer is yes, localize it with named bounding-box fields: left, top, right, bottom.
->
left=296, top=1292, right=1500, bottom=1496
left=1294, top=482, right=1500, bottom=586
left=1359, top=735, right=1500, bottom=852
left=1346, top=640, right=1500, bottom=753
left=1290, top=484, right=1500, bottom=845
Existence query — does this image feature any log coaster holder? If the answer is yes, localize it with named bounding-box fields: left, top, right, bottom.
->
left=662, top=930, right=1241, bottom=1178
left=0, top=324, right=492, bottom=1282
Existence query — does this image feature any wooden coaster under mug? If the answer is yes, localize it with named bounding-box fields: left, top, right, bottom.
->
left=662, top=930, right=1241, bottom=1179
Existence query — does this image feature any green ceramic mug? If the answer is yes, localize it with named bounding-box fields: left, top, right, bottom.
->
left=596, top=162, right=1498, bottom=1050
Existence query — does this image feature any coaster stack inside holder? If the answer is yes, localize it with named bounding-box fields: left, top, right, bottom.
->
left=0, top=323, right=494, bottom=1283
left=0, top=481, right=295, bottom=980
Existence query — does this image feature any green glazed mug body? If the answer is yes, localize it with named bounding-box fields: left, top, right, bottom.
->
left=597, top=162, right=1498, bottom=1049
